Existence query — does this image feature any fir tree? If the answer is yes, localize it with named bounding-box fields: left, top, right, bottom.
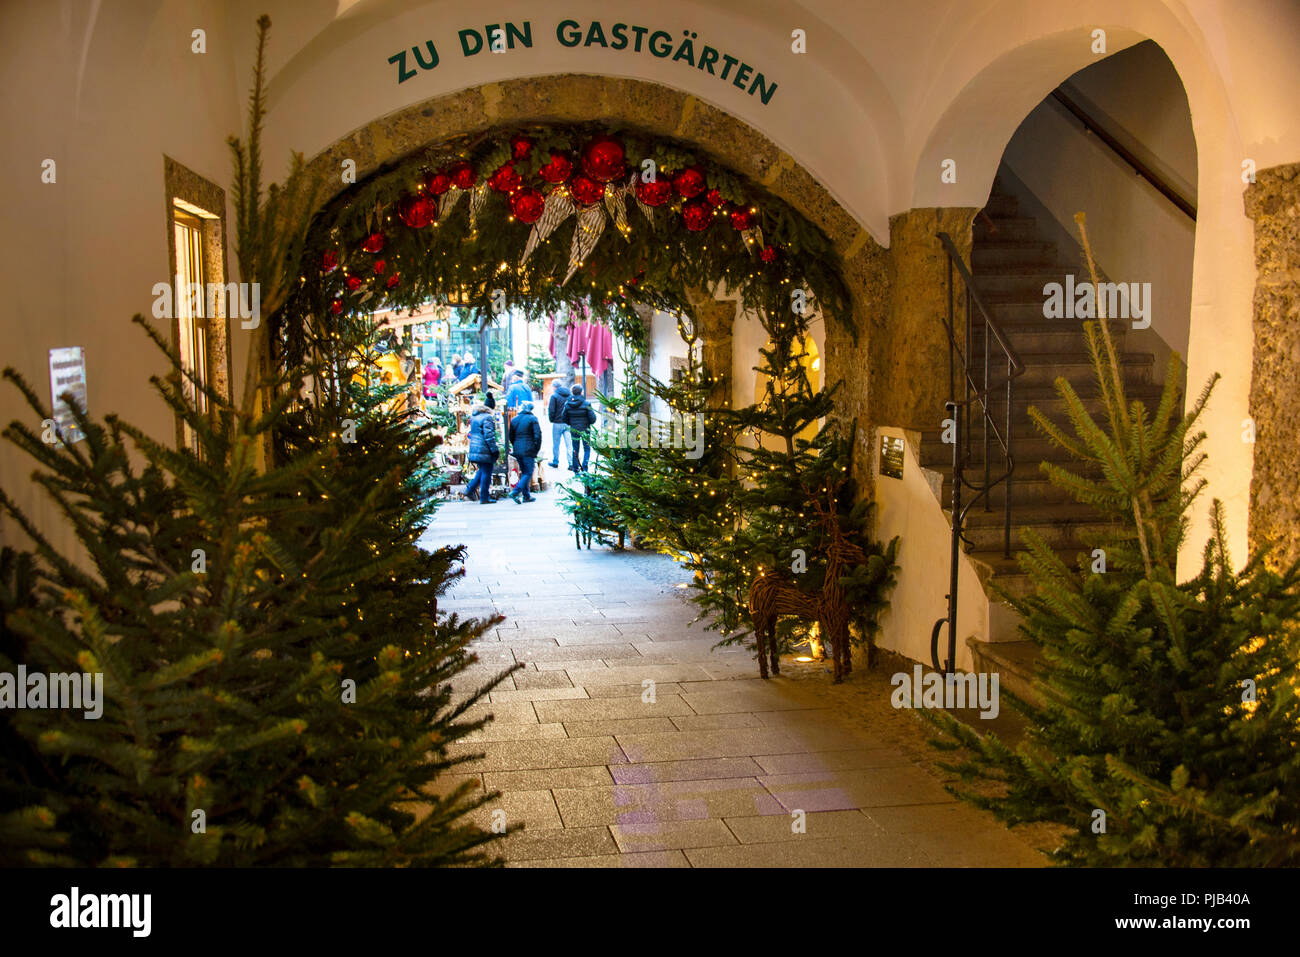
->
left=925, top=215, right=1300, bottom=866
left=0, top=320, right=517, bottom=866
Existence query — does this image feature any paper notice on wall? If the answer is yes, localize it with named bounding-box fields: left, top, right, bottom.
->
left=48, top=347, right=87, bottom=444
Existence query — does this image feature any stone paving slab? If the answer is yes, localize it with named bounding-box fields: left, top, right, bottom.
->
left=615, top=727, right=806, bottom=763
left=609, top=756, right=768, bottom=785
left=533, top=694, right=695, bottom=722
left=507, top=849, right=691, bottom=868
left=497, top=824, right=619, bottom=862
left=554, top=777, right=783, bottom=827
left=424, top=490, right=1045, bottom=868
left=482, top=765, right=614, bottom=792
left=759, top=767, right=957, bottom=812
left=610, top=818, right=739, bottom=853
left=447, top=737, right=628, bottom=773
left=487, top=687, right=590, bottom=704
left=562, top=717, right=679, bottom=738
left=469, top=789, right=563, bottom=831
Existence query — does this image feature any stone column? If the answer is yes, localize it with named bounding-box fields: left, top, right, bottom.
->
left=551, top=318, right=574, bottom=386
left=684, top=287, right=736, bottom=472
left=685, top=287, right=735, bottom=412
left=877, top=208, right=979, bottom=432
left=632, top=303, right=655, bottom=415
left=1244, top=161, right=1300, bottom=567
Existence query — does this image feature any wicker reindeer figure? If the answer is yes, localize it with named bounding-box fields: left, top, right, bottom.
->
left=747, top=477, right=866, bottom=682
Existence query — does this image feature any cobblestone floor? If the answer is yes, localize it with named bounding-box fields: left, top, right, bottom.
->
left=423, top=475, right=1045, bottom=867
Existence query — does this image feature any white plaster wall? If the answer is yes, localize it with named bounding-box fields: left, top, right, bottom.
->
left=1002, top=100, right=1195, bottom=360
left=647, top=311, right=688, bottom=420
left=872, top=428, right=986, bottom=671
left=0, top=1, right=241, bottom=559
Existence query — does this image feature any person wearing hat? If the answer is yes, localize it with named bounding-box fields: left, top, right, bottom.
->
left=561, top=384, right=597, bottom=473
left=506, top=400, right=542, bottom=503
left=465, top=401, right=499, bottom=504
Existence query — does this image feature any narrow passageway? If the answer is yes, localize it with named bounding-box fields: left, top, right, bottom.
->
left=424, top=483, right=1044, bottom=867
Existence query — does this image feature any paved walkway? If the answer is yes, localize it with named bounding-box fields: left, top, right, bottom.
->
left=423, top=476, right=1044, bottom=867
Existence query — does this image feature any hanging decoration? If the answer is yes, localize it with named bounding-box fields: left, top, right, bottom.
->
left=564, top=204, right=607, bottom=285
left=299, top=122, right=853, bottom=345
left=604, top=181, right=630, bottom=239
left=521, top=189, right=576, bottom=263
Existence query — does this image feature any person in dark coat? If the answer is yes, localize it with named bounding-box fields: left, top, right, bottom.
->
left=547, top=380, right=571, bottom=468
left=465, top=402, right=499, bottom=504
left=562, top=385, right=598, bottom=473
left=506, top=401, right=542, bottom=504
left=484, top=390, right=496, bottom=410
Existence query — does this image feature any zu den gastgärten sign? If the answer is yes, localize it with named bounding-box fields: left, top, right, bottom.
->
left=388, top=20, right=779, bottom=105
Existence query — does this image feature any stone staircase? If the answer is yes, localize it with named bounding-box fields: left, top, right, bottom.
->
left=919, top=178, right=1172, bottom=636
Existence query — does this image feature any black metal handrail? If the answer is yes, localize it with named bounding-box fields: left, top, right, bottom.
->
left=1050, top=88, right=1197, bottom=222
left=930, top=232, right=1026, bottom=675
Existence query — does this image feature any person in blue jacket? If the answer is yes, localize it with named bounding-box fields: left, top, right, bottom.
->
left=505, top=371, right=533, bottom=411
left=465, top=402, right=499, bottom=504
left=507, top=401, right=542, bottom=504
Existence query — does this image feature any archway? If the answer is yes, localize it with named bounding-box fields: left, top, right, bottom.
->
left=266, top=111, right=900, bottom=679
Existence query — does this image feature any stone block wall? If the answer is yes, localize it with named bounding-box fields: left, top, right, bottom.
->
left=1244, top=161, right=1300, bottom=567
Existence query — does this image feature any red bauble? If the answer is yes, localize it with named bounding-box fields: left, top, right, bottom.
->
left=488, top=162, right=523, bottom=194
left=681, top=197, right=713, bottom=232
left=397, top=193, right=437, bottom=229
left=706, top=188, right=725, bottom=208
left=580, top=135, right=626, bottom=183
left=424, top=171, right=451, bottom=195
left=386, top=273, right=400, bottom=289
left=447, top=161, right=476, bottom=190
left=729, top=208, right=756, bottom=231
left=361, top=231, right=385, bottom=253
left=538, top=153, right=574, bottom=184
left=759, top=244, right=779, bottom=263
left=569, top=174, right=605, bottom=206
left=330, top=299, right=343, bottom=316
left=635, top=178, right=673, bottom=207
left=321, top=250, right=339, bottom=274
left=346, top=276, right=362, bottom=291
left=373, top=259, right=387, bottom=275
left=672, top=166, right=707, bottom=199
left=511, top=187, right=546, bottom=224
left=510, top=135, right=533, bottom=160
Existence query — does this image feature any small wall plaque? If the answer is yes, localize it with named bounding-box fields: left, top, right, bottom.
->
left=880, top=434, right=904, bottom=479
left=48, top=347, right=87, bottom=444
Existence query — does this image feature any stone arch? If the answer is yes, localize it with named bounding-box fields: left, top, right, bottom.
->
left=906, top=9, right=1257, bottom=568
left=293, top=72, right=891, bottom=488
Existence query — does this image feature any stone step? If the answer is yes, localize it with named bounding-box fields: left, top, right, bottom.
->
left=919, top=433, right=1105, bottom=467
left=974, top=217, right=1041, bottom=243
left=966, top=636, right=1044, bottom=706
left=966, top=318, right=1130, bottom=354
left=971, top=241, right=1059, bottom=268
left=981, top=193, right=1020, bottom=218
left=956, top=503, right=1116, bottom=550
left=933, top=473, right=1099, bottom=508
left=1013, top=352, right=1153, bottom=387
